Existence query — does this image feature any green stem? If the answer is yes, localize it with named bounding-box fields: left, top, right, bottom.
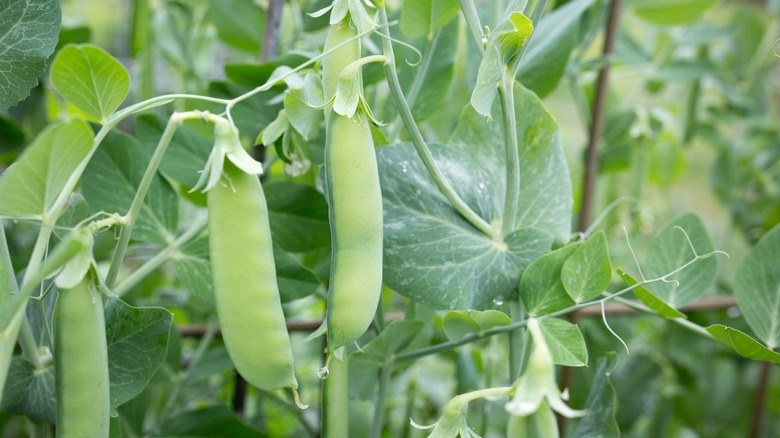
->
left=322, top=353, right=349, bottom=438
left=104, top=114, right=183, bottom=288
left=113, top=214, right=208, bottom=297
left=611, top=296, right=714, bottom=339
left=369, top=362, right=392, bottom=438
left=508, top=299, right=524, bottom=381
left=458, top=0, right=485, bottom=53
left=377, top=7, right=495, bottom=239
left=499, top=80, right=519, bottom=237
left=394, top=250, right=724, bottom=363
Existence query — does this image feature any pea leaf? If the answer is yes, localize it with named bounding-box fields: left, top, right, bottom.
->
left=285, top=93, right=322, bottom=141
left=50, top=44, right=130, bottom=121
left=208, top=0, right=264, bottom=52
left=571, top=354, right=620, bottom=438
left=265, top=181, right=330, bottom=252
left=562, top=232, right=612, bottom=303
left=707, top=324, right=780, bottom=365
left=0, top=357, right=55, bottom=424
left=0, top=119, right=93, bottom=219
left=174, top=235, right=215, bottom=305
left=105, top=298, right=173, bottom=410
left=517, top=0, right=595, bottom=98
left=0, top=0, right=61, bottom=111
left=631, top=0, right=719, bottom=26
left=158, top=406, right=269, bottom=437
left=81, top=130, right=179, bottom=245
left=273, top=243, right=322, bottom=302
left=135, top=114, right=212, bottom=188
left=618, top=270, right=686, bottom=319
left=521, top=244, right=580, bottom=316
left=442, top=310, right=512, bottom=341
left=362, top=320, right=426, bottom=361
left=733, top=224, right=780, bottom=349
left=379, top=83, right=569, bottom=310
left=399, top=0, right=459, bottom=40
left=644, top=213, right=717, bottom=308
left=537, top=317, right=587, bottom=367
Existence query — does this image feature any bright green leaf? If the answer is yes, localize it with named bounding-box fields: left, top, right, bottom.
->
left=538, top=317, right=588, bottom=367
left=632, top=0, right=719, bottom=26
left=208, top=0, right=264, bottom=52
left=618, top=269, right=686, bottom=319
left=106, top=298, right=173, bottom=410
left=0, top=0, right=61, bottom=111
left=399, top=0, right=458, bottom=39
left=50, top=44, right=130, bottom=121
left=644, top=213, right=717, bottom=308
left=521, top=244, right=581, bottom=316
left=174, top=235, right=215, bottom=305
left=733, top=224, right=780, bottom=349
left=707, top=324, right=780, bottom=365
left=562, top=232, right=612, bottom=303
left=81, top=130, right=179, bottom=245
left=285, top=93, right=322, bottom=141
left=260, top=109, right=290, bottom=146
left=0, top=119, right=93, bottom=219
left=442, top=310, right=512, bottom=341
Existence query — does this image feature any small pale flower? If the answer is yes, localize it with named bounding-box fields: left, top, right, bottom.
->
left=505, top=318, right=587, bottom=419
left=411, top=395, right=481, bottom=438
left=193, top=117, right=264, bottom=192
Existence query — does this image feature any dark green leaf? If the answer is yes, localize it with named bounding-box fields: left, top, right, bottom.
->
left=707, top=324, right=780, bottom=365
left=562, top=232, right=612, bottom=303
left=363, top=320, right=425, bottom=361
left=521, top=244, right=580, bottom=316
left=81, top=130, right=179, bottom=245
left=442, top=310, right=511, bottom=341
left=571, top=354, right=620, bottom=438
left=518, top=0, right=595, bottom=98
left=0, top=0, right=61, bottom=111
left=158, top=406, right=269, bottom=437
left=273, top=243, right=321, bottom=302
left=265, top=181, right=330, bottom=252
left=618, top=270, right=686, bottom=319
left=0, top=357, right=55, bottom=423
left=208, top=0, right=264, bottom=52
left=644, top=213, right=717, bottom=308
left=0, top=119, right=93, bottom=219
left=399, top=0, right=459, bottom=39
left=50, top=44, right=130, bottom=121
left=174, top=235, right=214, bottom=305
left=631, top=0, right=719, bottom=26
left=135, top=114, right=212, bottom=188
left=538, top=317, right=588, bottom=366
left=105, top=298, right=173, bottom=410
left=733, top=224, right=780, bottom=349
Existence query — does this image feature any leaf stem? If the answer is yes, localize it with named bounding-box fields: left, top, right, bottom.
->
left=369, top=361, right=393, bottom=438
left=113, top=213, right=208, bottom=297
left=377, top=8, right=495, bottom=239
left=458, top=0, right=485, bottom=54
left=499, top=79, right=520, bottom=237
left=105, top=114, right=185, bottom=288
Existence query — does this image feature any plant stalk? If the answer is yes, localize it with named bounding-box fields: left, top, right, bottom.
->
left=458, top=0, right=485, bottom=54
left=369, top=362, right=393, bottom=438
left=499, top=79, right=520, bottom=237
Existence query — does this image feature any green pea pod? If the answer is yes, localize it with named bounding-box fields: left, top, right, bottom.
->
left=323, top=18, right=361, bottom=104
left=55, top=276, right=110, bottom=437
left=324, top=112, right=383, bottom=352
left=207, top=161, right=299, bottom=394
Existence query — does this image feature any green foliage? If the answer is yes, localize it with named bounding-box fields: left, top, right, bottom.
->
left=562, top=232, right=612, bottom=303
left=399, top=0, right=459, bottom=40
left=538, top=317, right=588, bottom=367
left=0, top=0, right=61, bottom=111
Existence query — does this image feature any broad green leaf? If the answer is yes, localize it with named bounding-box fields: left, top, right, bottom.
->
left=517, top=0, right=595, bottom=98
left=471, top=11, right=533, bottom=117
left=285, top=93, right=322, bottom=141
left=0, top=0, right=61, bottom=111
left=105, top=298, right=173, bottom=410
left=0, top=119, right=93, bottom=219
left=537, top=317, right=587, bottom=366
left=733, top=224, right=780, bottom=349
left=0, top=357, right=55, bottom=423
left=521, top=244, right=581, bottom=316
left=442, top=310, right=512, bottom=341
left=562, top=232, right=612, bottom=303
left=378, top=84, right=568, bottom=310
left=265, top=181, right=330, bottom=252
left=571, top=354, right=620, bottom=438
left=208, top=0, right=264, bottom=52
left=644, top=213, right=717, bottom=308
left=260, top=109, right=290, bottom=146
left=50, top=44, right=130, bottom=121
left=273, top=243, right=322, bottom=302
left=158, top=406, right=269, bottom=437
left=174, top=235, right=215, bottom=304
left=181, top=346, right=234, bottom=385
left=135, top=114, right=212, bottom=188
left=631, top=0, right=719, bottom=26
left=81, top=130, right=178, bottom=245
left=618, top=269, right=686, bottom=319
left=207, top=81, right=283, bottom=141
left=707, top=324, right=780, bottom=365
left=362, top=320, right=425, bottom=361
left=399, top=0, right=459, bottom=39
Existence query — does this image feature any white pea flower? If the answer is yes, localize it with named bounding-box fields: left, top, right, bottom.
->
left=411, top=394, right=481, bottom=438
left=505, top=318, right=587, bottom=419
left=193, top=117, right=263, bottom=192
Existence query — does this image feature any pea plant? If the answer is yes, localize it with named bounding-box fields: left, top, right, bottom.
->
left=0, top=0, right=779, bottom=436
